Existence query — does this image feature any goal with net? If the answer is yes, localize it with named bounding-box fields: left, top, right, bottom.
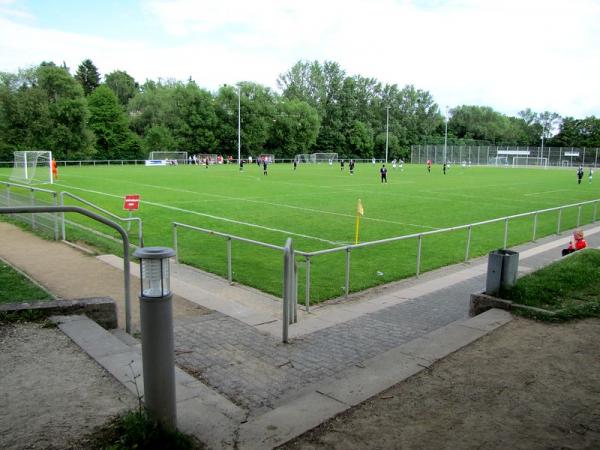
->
left=512, top=156, right=548, bottom=168
left=311, top=153, right=338, bottom=163
left=11, top=151, right=53, bottom=184
left=294, top=154, right=311, bottom=163
left=149, top=151, right=188, bottom=164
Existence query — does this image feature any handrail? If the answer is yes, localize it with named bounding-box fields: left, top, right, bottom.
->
left=0, top=205, right=132, bottom=333
left=0, top=181, right=60, bottom=240
left=60, top=191, right=143, bottom=247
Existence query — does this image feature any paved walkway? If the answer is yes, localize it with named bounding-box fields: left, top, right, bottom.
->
left=1, top=219, right=600, bottom=448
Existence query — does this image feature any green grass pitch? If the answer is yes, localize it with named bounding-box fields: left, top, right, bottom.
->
left=1, top=162, right=598, bottom=303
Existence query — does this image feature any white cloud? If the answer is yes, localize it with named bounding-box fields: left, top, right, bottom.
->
left=0, top=0, right=599, bottom=117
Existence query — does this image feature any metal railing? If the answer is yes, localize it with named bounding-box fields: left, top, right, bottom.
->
left=172, top=198, right=598, bottom=314
left=60, top=192, right=144, bottom=248
left=0, top=205, right=132, bottom=333
left=0, top=181, right=59, bottom=240
left=296, top=198, right=599, bottom=308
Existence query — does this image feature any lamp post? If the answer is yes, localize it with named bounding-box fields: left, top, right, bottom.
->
left=133, top=246, right=177, bottom=429
left=237, top=85, right=241, bottom=166
left=443, top=106, right=449, bottom=164
left=385, top=106, right=390, bottom=164
left=541, top=123, right=545, bottom=161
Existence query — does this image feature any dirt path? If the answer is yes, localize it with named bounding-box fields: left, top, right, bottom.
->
left=0, top=222, right=209, bottom=331
left=284, top=316, right=600, bottom=449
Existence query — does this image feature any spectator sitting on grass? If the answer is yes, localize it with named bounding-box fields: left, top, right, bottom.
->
left=562, top=229, right=587, bottom=256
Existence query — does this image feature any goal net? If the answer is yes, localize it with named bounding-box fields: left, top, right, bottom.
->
left=512, top=156, right=548, bottom=168
left=11, top=151, right=53, bottom=184
left=149, top=151, right=188, bottom=164
left=294, top=154, right=311, bottom=163
left=259, top=154, right=275, bottom=163
left=310, top=153, right=338, bottom=163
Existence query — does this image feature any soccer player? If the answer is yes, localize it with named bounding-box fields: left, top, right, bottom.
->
left=577, top=166, right=584, bottom=184
left=589, top=167, right=594, bottom=184
left=51, top=159, right=58, bottom=180
left=239, top=159, right=244, bottom=171
left=293, top=160, right=297, bottom=170
left=443, top=162, right=447, bottom=175
left=263, top=160, right=268, bottom=176
left=349, top=159, right=355, bottom=175
left=392, top=159, right=397, bottom=169
left=399, top=158, right=404, bottom=172
left=340, top=159, right=345, bottom=171
left=380, top=164, right=388, bottom=183
left=427, top=159, right=432, bottom=173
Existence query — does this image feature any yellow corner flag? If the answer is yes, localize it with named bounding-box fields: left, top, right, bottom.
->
left=355, top=199, right=364, bottom=244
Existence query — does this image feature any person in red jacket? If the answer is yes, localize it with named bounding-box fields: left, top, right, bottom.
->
left=562, top=229, right=587, bottom=256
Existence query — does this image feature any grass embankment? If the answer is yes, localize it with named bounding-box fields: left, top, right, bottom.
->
left=0, top=261, right=53, bottom=304
left=500, top=249, right=600, bottom=320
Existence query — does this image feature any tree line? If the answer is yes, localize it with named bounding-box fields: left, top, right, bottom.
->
left=1, top=59, right=599, bottom=162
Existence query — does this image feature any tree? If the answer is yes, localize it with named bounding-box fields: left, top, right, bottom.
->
left=268, top=99, right=320, bottom=157
left=87, top=85, right=141, bottom=159
left=104, top=70, right=139, bottom=107
left=75, top=59, right=101, bottom=95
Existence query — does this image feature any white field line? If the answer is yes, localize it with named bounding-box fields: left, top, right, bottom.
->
left=524, top=189, right=571, bottom=196
left=57, top=175, right=441, bottom=231
left=54, top=183, right=341, bottom=245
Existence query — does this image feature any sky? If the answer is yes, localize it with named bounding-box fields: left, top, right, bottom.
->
left=1, top=0, right=599, bottom=119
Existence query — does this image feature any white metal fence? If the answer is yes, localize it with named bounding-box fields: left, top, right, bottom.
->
left=411, top=145, right=600, bottom=167
left=172, top=198, right=599, bottom=312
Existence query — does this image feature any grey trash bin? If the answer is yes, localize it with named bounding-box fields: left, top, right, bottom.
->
left=485, top=249, right=519, bottom=296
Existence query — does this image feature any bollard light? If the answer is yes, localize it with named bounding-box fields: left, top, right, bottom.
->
left=133, top=246, right=177, bottom=429
left=135, top=247, right=175, bottom=298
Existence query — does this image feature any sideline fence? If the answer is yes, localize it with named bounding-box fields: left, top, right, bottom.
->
left=173, top=198, right=599, bottom=312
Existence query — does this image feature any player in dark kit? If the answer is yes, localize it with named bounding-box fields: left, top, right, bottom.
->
left=340, top=159, right=345, bottom=171
left=239, top=159, right=244, bottom=171
left=349, top=159, right=355, bottom=175
left=263, top=160, right=268, bottom=175
left=443, top=162, right=447, bottom=175
left=293, top=160, right=297, bottom=170
left=380, top=164, right=388, bottom=183
left=577, top=166, right=584, bottom=184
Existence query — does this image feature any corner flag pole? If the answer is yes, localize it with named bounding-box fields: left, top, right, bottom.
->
left=354, top=199, right=364, bottom=245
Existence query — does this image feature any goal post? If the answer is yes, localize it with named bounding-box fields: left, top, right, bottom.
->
left=149, top=151, right=188, bottom=164
left=11, top=151, right=53, bottom=184
left=512, top=156, right=548, bottom=168
left=310, top=152, right=338, bottom=163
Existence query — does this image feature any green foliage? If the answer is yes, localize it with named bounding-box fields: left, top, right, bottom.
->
left=75, top=59, right=101, bottom=96
left=78, top=410, right=203, bottom=449
left=501, top=249, right=600, bottom=321
left=104, top=70, right=139, bottom=107
left=87, top=85, right=142, bottom=160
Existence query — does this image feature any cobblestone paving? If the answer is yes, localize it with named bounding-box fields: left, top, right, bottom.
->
left=174, top=276, right=482, bottom=413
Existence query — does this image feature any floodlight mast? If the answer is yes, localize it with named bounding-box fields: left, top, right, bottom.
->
left=443, top=106, right=449, bottom=163
left=385, top=106, right=390, bottom=164
left=237, top=85, right=241, bottom=166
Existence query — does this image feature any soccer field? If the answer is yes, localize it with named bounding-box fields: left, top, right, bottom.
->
left=1, top=162, right=598, bottom=302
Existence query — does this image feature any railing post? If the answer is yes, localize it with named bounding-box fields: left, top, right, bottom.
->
left=532, top=213, right=538, bottom=242
left=305, top=255, right=311, bottom=313
left=345, top=247, right=351, bottom=297
left=53, top=192, right=59, bottom=241
left=557, top=208, right=562, bottom=234
left=227, top=237, right=233, bottom=284
left=173, top=224, right=179, bottom=264
left=30, top=189, right=36, bottom=230
left=503, top=217, right=509, bottom=248
left=282, top=238, right=293, bottom=343
left=293, top=259, right=298, bottom=323
left=577, top=206, right=582, bottom=227
left=416, top=234, right=423, bottom=277
left=594, top=201, right=598, bottom=222
left=465, top=225, right=472, bottom=262
left=60, top=192, right=66, bottom=241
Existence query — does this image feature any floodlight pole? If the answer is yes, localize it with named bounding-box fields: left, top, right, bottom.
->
left=541, top=123, right=545, bottom=159
left=443, top=106, right=449, bottom=163
left=237, top=85, right=241, bottom=166
left=385, top=106, right=390, bottom=164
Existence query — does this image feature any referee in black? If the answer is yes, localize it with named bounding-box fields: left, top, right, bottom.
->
left=380, top=164, right=388, bottom=183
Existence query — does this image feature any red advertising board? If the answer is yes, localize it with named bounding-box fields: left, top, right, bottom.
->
left=123, top=194, right=140, bottom=211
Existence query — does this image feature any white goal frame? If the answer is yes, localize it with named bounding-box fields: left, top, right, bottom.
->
left=11, top=151, right=53, bottom=184
left=512, top=156, right=548, bottom=168
left=149, top=151, right=188, bottom=164
left=311, top=152, right=338, bottom=163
